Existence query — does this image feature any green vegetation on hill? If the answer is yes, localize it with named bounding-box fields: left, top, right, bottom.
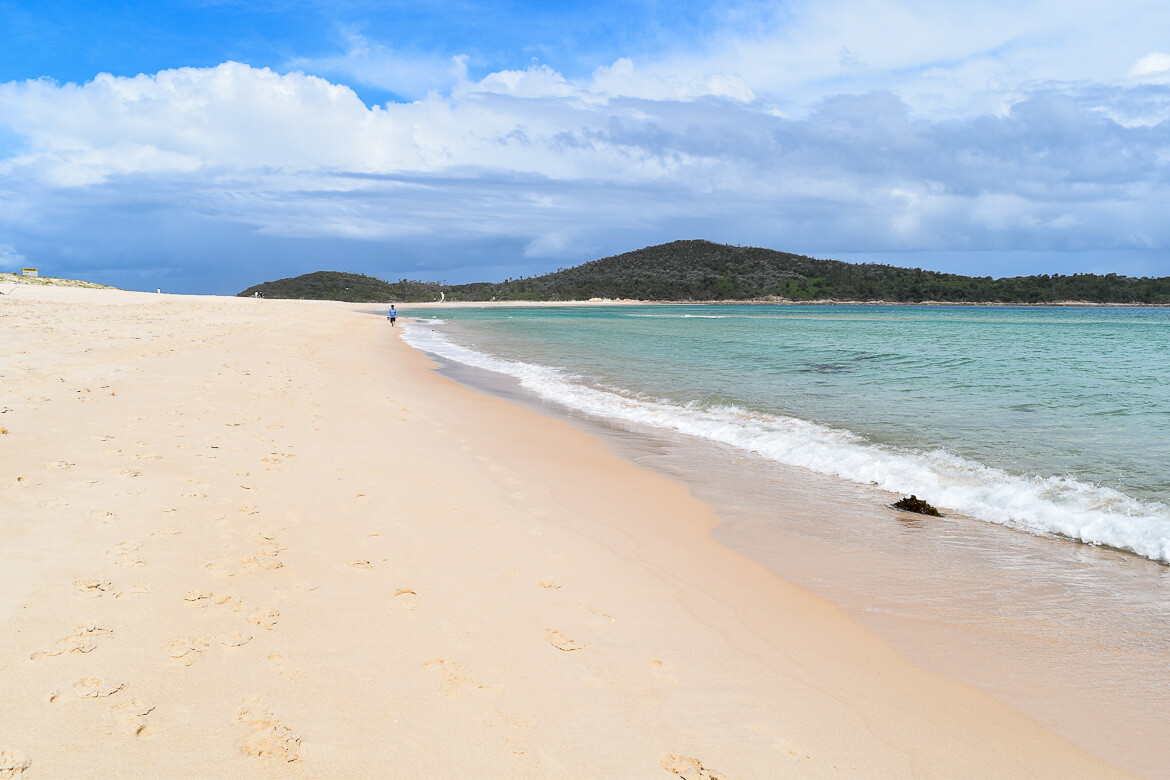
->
left=238, top=241, right=1170, bottom=304
left=237, top=271, right=443, bottom=302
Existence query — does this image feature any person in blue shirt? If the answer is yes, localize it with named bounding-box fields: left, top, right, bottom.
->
left=387, top=305, right=397, bottom=326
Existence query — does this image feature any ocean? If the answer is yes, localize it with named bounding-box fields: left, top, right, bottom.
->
left=403, top=303, right=1170, bottom=562
left=400, top=302, right=1170, bottom=775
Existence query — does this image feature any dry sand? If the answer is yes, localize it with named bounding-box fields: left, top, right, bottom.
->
left=0, top=286, right=1128, bottom=778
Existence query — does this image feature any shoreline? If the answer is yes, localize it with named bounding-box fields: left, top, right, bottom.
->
left=7, top=275, right=1163, bottom=308
left=401, top=297, right=1170, bottom=308
left=0, top=286, right=1130, bottom=777
left=412, top=319, right=1170, bottom=778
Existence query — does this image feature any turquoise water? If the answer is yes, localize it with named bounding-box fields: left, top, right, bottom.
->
left=403, top=304, right=1170, bottom=562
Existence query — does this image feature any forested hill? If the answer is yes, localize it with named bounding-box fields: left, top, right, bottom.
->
left=238, top=241, right=1170, bottom=303
left=237, top=271, right=442, bottom=302
left=460, top=240, right=1170, bottom=302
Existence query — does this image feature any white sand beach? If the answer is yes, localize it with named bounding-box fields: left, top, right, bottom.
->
left=0, top=286, right=1128, bottom=778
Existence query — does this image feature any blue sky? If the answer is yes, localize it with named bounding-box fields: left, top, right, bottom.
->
left=1, top=0, right=1168, bottom=293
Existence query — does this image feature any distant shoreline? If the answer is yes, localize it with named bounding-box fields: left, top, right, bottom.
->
left=402, top=297, right=1170, bottom=308
left=7, top=273, right=1166, bottom=306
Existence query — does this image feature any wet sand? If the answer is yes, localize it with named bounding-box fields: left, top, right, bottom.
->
left=427, top=323, right=1170, bottom=779
left=0, top=286, right=1130, bottom=777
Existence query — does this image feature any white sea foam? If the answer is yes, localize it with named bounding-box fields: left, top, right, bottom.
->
left=402, top=321, right=1170, bottom=563
left=626, top=313, right=730, bottom=318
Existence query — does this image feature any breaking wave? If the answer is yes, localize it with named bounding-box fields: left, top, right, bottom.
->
left=402, top=321, right=1170, bottom=563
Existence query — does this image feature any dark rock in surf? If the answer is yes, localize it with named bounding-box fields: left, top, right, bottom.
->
left=892, top=495, right=943, bottom=517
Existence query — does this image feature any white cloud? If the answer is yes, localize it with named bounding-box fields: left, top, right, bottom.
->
left=468, top=65, right=576, bottom=99
left=589, top=58, right=754, bottom=102
left=1127, top=52, right=1170, bottom=83
left=651, top=0, right=1170, bottom=119
left=0, top=64, right=391, bottom=182
left=2, top=1, right=1170, bottom=291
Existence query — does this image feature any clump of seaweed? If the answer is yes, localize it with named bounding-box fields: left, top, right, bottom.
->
left=892, top=495, right=943, bottom=517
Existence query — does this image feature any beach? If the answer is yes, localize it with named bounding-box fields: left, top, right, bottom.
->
left=0, top=287, right=1130, bottom=778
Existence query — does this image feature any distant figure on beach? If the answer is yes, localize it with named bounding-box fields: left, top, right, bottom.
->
left=388, top=305, right=397, bottom=326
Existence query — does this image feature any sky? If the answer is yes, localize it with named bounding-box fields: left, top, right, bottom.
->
left=1, top=1, right=1168, bottom=293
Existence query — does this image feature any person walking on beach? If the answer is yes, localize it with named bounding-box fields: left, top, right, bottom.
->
left=388, top=305, right=397, bottom=326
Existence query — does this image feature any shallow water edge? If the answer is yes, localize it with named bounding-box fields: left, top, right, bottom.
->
left=413, top=335, right=1170, bottom=778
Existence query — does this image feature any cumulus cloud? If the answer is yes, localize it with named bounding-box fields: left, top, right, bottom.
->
left=468, top=64, right=577, bottom=99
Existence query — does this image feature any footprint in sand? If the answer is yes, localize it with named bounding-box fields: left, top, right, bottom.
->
left=113, top=551, right=146, bottom=567
left=31, top=624, right=113, bottom=660
left=72, top=677, right=125, bottom=699
left=0, top=749, right=31, bottom=777
left=391, top=587, right=418, bottom=611
left=545, top=629, right=584, bottom=652
left=163, top=635, right=212, bottom=665
left=424, top=659, right=493, bottom=696
left=247, top=607, right=280, bottom=630
left=111, top=698, right=157, bottom=737
left=183, top=590, right=243, bottom=611
left=579, top=601, right=616, bottom=626
left=234, top=699, right=302, bottom=764
left=659, top=753, right=727, bottom=780
left=205, top=557, right=238, bottom=579
left=73, top=579, right=116, bottom=598
left=242, top=554, right=283, bottom=571
left=217, top=633, right=252, bottom=648
left=267, top=654, right=304, bottom=682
